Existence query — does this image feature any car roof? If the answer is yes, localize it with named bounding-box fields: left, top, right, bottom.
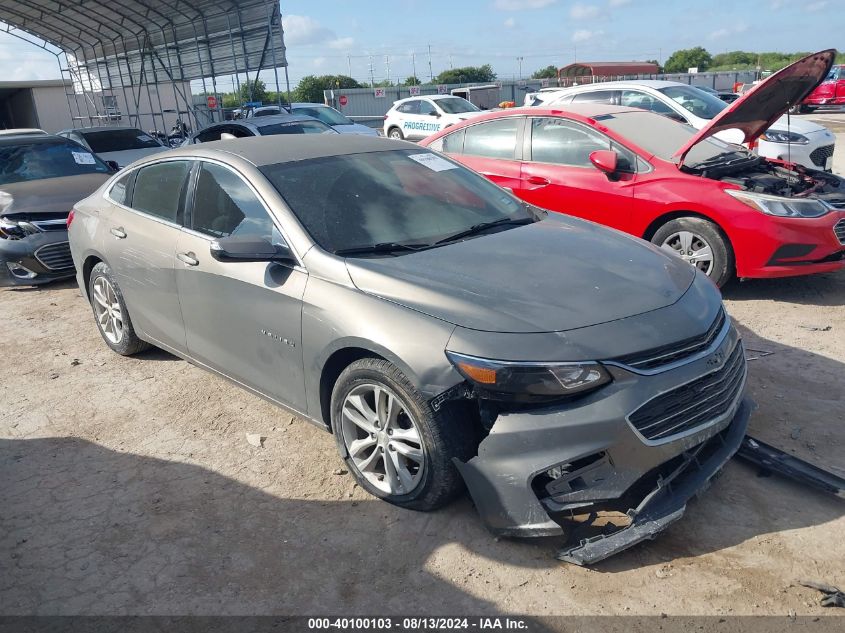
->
left=394, top=94, right=465, bottom=104
left=557, top=79, right=685, bottom=91
left=0, top=134, right=72, bottom=147
left=290, top=102, right=330, bottom=108
left=0, top=128, right=47, bottom=136
left=165, top=134, right=402, bottom=166
left=61, top=126, right=146, bottom=133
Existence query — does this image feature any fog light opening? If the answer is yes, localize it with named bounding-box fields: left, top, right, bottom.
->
left=6, top=261, right=37, bottom=279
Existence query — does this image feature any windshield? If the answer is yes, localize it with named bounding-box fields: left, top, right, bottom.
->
left=0, top=140, right=110, bottom=185
left=436, top=97, right=481, bottom=114
left=80, top=129, right=163, bottom=152
left=261, top=149, right=531, bottom=254
left=293, top=106, right=352, bottom=126
left=657, top=86, right=727, bottom=120
left=257, top=120, right=336, bottom=135
left=595, top=111, right=743, bottom=166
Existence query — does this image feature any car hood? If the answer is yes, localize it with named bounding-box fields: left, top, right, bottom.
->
left=345, top=215, right=696, bottom=333
left=0, top=173, right=110, bottom=218
left=98, top=146, right=168, bottom=168
left=333, top=123, right=379, bottom=136
left=675, top=49, right=836, bottom=165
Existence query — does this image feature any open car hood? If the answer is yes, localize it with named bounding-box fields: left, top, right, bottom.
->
left=674, top=49, right=836, bottom=166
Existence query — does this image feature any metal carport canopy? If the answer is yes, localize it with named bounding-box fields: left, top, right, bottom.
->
left=0, top=1, right=286, bottom=89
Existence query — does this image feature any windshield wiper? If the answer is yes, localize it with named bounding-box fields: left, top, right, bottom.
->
left=334, top=241, right=432, bottom=256
left=434, top=217, right=534, bottom=245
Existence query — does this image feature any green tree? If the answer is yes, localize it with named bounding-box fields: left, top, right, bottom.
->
left=238, top=79, right=268, bottom=104
left=711, top=50, right=757, bottom=69
left=531, top=65, right=558, bottom=79
left=435, top=64, right=496, bottom=84
left=404, top=75, right=422, bottom=86
left=663, top=47, right=713, bottom=74
left=293, top=75, right=363, bottom=103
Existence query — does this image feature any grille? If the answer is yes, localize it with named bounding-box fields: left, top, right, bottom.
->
left=835, top=219, right=845, bottom=245
left=35, top=242, right=73, bottom=271
left=628, top=342, right=746, bottom=442
left=810, top=144, right=835, bottom=168
left=614, top=308, right=726, bottom=371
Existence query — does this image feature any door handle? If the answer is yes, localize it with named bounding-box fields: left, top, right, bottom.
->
left=526, top=176, right=550, bottom=186
left=177, top=251, right=199, bottom=266
left=110, top=227, right=127, bottom=239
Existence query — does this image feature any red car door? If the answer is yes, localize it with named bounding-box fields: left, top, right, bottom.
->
left=518, top=116, right=637, bottom=232
left=441, top=117, right=524, bottom=192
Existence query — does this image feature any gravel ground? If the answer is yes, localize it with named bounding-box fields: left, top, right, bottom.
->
left=1, top=125, right=844, bottom=617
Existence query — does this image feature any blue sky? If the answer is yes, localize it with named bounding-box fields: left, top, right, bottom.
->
left=0, top=0, right=841, bottom=89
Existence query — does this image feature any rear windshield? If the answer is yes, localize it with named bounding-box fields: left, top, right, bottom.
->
left=292, top=106, right=351, bottom=126
left=257, top=121, right=335, bottom=135
left=0, top=141, right=110, bottom=185
left=260, top=149, right=528, bottom=253
left=595, top=111, right=738, bottom=164
left=81, top=129, right=163, bottom=152
left=436, top=97, right=481, bottom=114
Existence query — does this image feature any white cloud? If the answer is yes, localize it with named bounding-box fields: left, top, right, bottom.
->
left=807, top=0, right=829, bottom=11
left=571, top=3, right=600, bottom=19
left=572, top=29, right=604, bottom=43
left=312, top=57, right=326, bottom=68
left=504, top=17, right=517, bottom=27
left=328, top=37, right=355, bottom=50
left=769, top=0, right=786, bottom=8
left=608, top=0, right=631, bottom=6
left=708, top=23, right=748, bottom=40
left=281, top=15, right=353, bottom=50
left=493, top=0, right=557, bottom=10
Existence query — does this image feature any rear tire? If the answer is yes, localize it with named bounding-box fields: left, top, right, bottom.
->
left=88, top=262, right=150, bottom=356
left=651, top=217, right=734, bottom=288
left=330, top=358, right=474, bottom=511
left=387, top=127, right=404, bottom=140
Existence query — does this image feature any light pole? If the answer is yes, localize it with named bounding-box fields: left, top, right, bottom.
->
left=517, top=56, right=523, bottom=80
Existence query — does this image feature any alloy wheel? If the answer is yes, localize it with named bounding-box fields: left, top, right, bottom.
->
left=660, top=230, right=714, bottom=276
left=92, top=276, right=125, bottom=345
left=340, top=383, right=426, bottom=495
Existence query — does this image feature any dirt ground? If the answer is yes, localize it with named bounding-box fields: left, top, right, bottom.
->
left=1, top=126, right=844, bottom=617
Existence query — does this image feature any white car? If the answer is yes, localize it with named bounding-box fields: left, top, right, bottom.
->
left=542, top=80, right=835, bottom=171
left=383, top=95, right=483, bottom=141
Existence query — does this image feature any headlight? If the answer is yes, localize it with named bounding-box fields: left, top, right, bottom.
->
left=725, top=189, right=832, bottom=218
left=760, top=129, right=809, bottom=144
left=0, top=217, right=40, bottom=240
left=445, top=351, right=612, bottom=401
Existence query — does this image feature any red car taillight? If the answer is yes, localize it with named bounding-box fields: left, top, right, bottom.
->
left=66, top=208, right=75, bottom=229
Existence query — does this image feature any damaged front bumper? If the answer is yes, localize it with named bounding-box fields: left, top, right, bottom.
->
left=0, top=230, right=75, bottom=287
left=452, top=324, right=751, bottom=563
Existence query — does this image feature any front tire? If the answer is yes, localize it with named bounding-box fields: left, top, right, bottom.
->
left=88, top=262, right=150, bottom=356
left=330, top=358, right=474, bottom=511
left=387, top=127, right=404, bottom=140
left=651, top=217, right=734, bottom=287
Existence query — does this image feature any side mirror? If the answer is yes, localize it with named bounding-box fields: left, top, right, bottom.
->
left=429, top=111, right=441, bottom=117
left=210, top=235, right=296, bottom=265
left=589, top=150, right=618, bottom=177
left=106, top=160, right=120, bottom=171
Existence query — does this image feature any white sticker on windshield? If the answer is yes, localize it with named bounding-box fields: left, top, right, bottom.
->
left=408, top=153, right=458, bottom=172
left=72, top=151, right=96, bottom=165
left=137, top=134, right=153, bottom=142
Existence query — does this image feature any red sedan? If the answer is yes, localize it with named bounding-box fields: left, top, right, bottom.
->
left=421, top=52, right=845, bottom=287
left=802, top=64, right=845, bottom=110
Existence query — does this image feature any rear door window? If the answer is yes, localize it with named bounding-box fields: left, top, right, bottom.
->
left=131, top=161, right=192, bottom=223
left=571, top=90, right=617, bottom=104
left=109, top=170, right=136, bottom=206
left=462, top=118, right=520, bottom=160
